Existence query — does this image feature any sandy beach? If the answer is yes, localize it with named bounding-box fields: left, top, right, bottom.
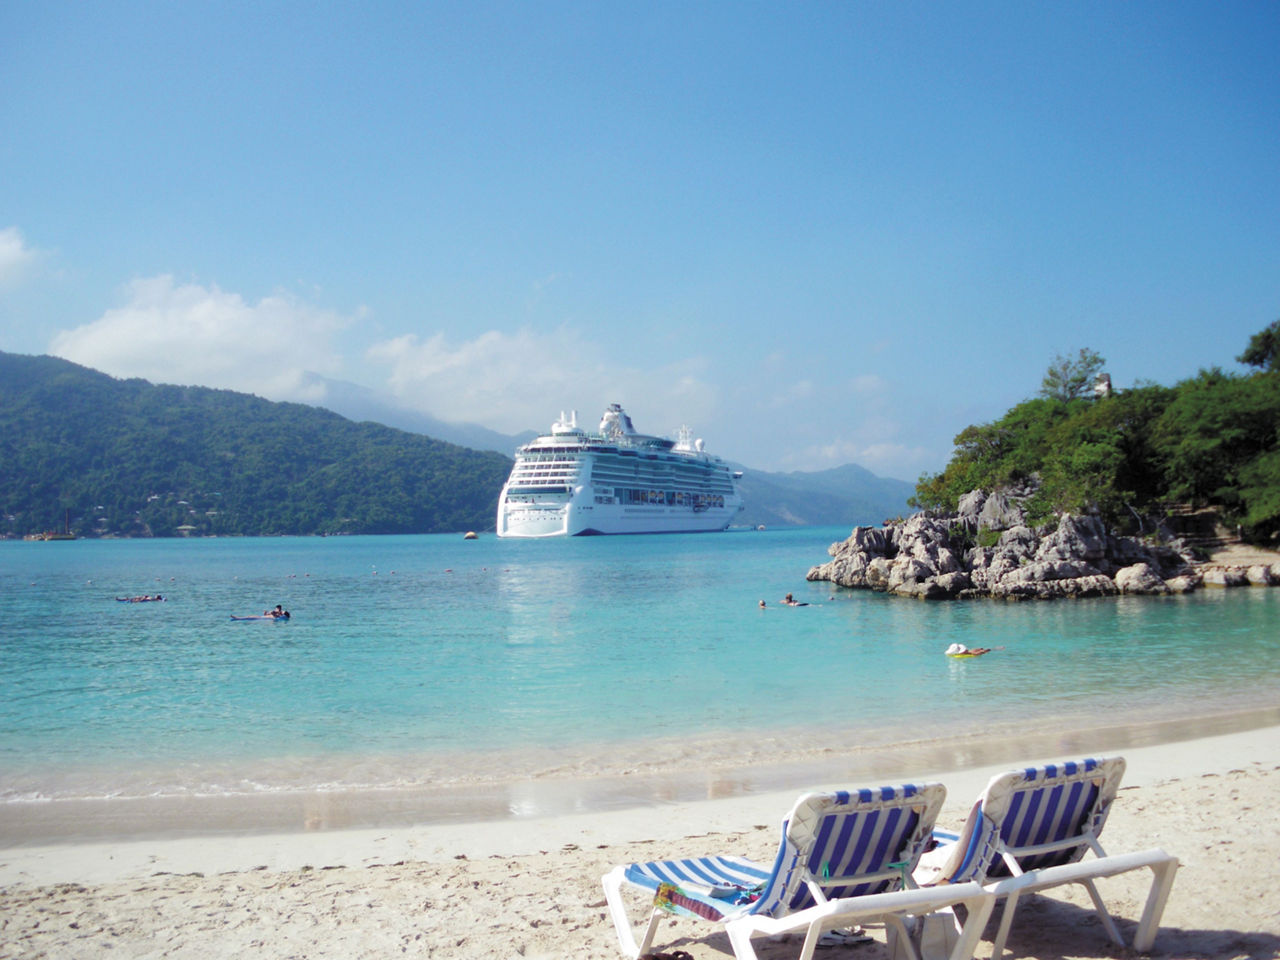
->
left=2, top=725, right=1278, bottom=960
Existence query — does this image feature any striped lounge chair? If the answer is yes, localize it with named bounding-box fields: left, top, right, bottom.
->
left=602, top=783, right=994, bottom=960
left=915, top=757, right=1179, bottom=957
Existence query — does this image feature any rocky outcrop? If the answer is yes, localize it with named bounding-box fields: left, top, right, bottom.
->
left=806, top=488, right=1275, bottom=601
left=1114, top=562, right=1170, bottom=595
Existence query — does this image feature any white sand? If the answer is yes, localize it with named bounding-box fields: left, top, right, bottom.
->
left=2, top=727, right=1278, bottom=959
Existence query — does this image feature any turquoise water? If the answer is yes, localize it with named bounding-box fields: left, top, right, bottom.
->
left=2, top=528, right=1278, bottom=805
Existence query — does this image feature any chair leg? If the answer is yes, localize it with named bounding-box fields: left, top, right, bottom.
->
left=1081, top=878, right=1124, bottom=946
left=725, top=921, right=762, bottom=960
left=949, top=894, right=995, bottom=960
left=883, top=915, right=921, bottom=960
left=990, top=891, right=1021, bottom=959
left=796, top=921, right=825, bottom=960
left=602, top=868, right=660, bottom=959
left=1133, top=858, right=1179, bottom=953
left=637, top=908, right=663, bottom=956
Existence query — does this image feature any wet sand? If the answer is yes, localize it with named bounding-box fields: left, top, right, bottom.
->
left=4, top=702, right=1279, bottom=848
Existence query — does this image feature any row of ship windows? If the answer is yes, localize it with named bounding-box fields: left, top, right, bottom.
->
left=590, top=467, right=718, bottom=480
left=521, top=449, right=716, bottom=466
left=596, top=489, right=728, bottom=508
left=513, top=469, right=579, bottom=479
left=513, top=469, right=733, bottom=494
left=521, top=445, right=678, bottom=456
left=590, top=468, right=733, bottom=486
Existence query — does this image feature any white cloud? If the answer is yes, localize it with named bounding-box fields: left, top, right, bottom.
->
left=48, top=275, right=355, bottom=400
left=0, top=227, right=39, bottom=290
left=849, top=373, right=886, bottom=394
left=366, top=327, right=719, bottom=436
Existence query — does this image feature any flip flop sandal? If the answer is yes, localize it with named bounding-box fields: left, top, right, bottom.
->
left=818, top=927, right=873, bottom=947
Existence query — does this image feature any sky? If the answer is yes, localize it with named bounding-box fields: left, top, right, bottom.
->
left=1, top=2, right=1277, bottom=481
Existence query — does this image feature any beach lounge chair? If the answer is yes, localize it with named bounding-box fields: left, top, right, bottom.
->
left=914, top=757, right=1179, bottom=957
left=602, top=783, right=995, bottom=960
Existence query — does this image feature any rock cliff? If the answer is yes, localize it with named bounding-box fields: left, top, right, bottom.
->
left=806, top=488, right=1279, bottom=600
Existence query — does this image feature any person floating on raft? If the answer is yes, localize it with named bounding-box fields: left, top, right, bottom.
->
left=264, top=604, right=290, bottom=619
left=782, top=593, right=809, bottom=606
left=946, top=643, right=991, bottom=657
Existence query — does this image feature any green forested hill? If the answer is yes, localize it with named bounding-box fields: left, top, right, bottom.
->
left=0, top=352, right=513, bottom=538
left=911, top=323, right=1280, bottom=542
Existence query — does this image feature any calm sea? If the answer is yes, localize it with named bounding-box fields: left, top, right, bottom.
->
left=2, top=528, right=1278, bottom=837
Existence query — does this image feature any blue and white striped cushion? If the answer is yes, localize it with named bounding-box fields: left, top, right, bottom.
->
left=619, top=783, right=942, bottom=922
left=790, top=802, right=917, bottom=904
left=758, top=784, right=938, bottom=916
left=987, top=758, right=1104, bottom=877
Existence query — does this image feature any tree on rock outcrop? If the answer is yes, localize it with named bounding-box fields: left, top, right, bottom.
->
left=1237, top=319, right=1280, bottom=372
left=1039, top=348, right=1107, bottom=402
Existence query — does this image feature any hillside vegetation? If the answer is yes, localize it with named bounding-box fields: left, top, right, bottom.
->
left=911, top=323, right=1280, bottom=542
left=0, top=352, right=512, bottom=537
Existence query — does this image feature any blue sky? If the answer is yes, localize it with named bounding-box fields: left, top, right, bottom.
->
left=2, top=2, right=1276, bottom=481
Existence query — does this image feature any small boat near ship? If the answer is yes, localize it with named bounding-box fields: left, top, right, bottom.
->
left=24, top=510, right=75, bottom=541
left=496, top=403, right=744, bottom=538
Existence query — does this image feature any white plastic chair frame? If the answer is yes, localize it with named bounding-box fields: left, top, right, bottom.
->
left=603, top=784, right=996, bottom=960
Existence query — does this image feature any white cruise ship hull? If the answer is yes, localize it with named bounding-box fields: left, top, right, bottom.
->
left=497, top=486, right=740, bottom=538
left=496, top=405, right=744, bottom=538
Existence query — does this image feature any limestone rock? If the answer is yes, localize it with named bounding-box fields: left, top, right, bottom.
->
left=1246, top=565, right=1275, bottom=586
left=1036, top=514, right=1108, bottom=563
left=865, top=556, right=892, bottom=591
left=978, top=490, right=1024, bottom=531
left=955, top=490, right=987, bottom=530
left=1202, top=567, right=1249, bottom=587
left=933, top=571, right=972, bottom=596
left=1115, top=562, right=1170, bottom=595
left=806, top=489, right=1277, bottom=602
left=848, top=526, right=891, bottom=556
left=887, top=556, right=935, bottom=592
left=996, top=526, right=1038, bottom=561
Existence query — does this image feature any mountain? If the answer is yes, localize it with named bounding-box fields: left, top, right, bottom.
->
left=0, top=351, right=915, bottom=538
left=0, top=352, right=512, bottom=538
left=734, top=463, right=914, bottom=529
left=302, top=374, right=537, bottom=455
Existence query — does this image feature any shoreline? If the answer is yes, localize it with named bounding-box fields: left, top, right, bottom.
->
left=3, top=713, right=1278, bottom=889
left=4, top=701, right=1280, bottom=852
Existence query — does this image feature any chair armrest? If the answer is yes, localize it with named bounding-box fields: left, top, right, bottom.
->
left=726, top=882, right=995, bottom=960
left=981, top=847, right=1177, bottom=897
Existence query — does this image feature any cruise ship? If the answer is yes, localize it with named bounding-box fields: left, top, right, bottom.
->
left=496, top=404, right=744, bottom=537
